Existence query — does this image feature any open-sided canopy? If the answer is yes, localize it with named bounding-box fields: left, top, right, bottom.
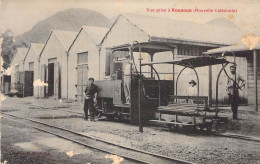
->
left=204, top=42, right=260, bottom=55
left=141, top=56, right=230, bottom=68
left=111, top=42, right=176, bottom=54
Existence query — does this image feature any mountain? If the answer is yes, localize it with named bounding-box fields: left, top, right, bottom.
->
left=206, top=18, right=240, bottom=29
left=16, top=8, right=111, bottom=44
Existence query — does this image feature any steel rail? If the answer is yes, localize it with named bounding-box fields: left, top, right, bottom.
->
left=10, top=100, right=260, bottom=143
left=2, top=114, right=147, bottom=164
left=14, top=100, right=84, bottom=116
left=29, top=104, right=84, bottom=116
left=213, top=133, right=260, bottom=143
left=1, top=112, right=194, bottom=164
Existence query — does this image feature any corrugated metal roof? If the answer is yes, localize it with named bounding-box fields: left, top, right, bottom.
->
left=30, top=43, right=44, bottom=57
left=121, top=14, right=247, bottom=45
left=82, top=26, right=108, bottom=44
left=204, top=42, right=260, bottom=55
left=53, top=30, right=78, bottom=50
left=10, top=48, right=29, bottom=65
left=17, top=48, right=29, bottom=57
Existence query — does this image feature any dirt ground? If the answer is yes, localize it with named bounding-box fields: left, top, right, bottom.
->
left=1, top=116, right=137, bottom=164
left=1, top=96, right=260, bottom=164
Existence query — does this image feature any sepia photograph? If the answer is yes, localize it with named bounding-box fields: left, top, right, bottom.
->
left=0, top=0, right=259, bottom=163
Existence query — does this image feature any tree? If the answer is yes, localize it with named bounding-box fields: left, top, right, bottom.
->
left=1, top=29, right=17, bottom=69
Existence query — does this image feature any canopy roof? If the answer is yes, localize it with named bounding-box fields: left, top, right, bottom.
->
left=141, top=56, right=230, bottom=68
left=111, top=42, right=176, bottom=54
left=204, top=42, right=260, bottom=55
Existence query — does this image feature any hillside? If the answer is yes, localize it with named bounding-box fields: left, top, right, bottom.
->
left=206, top=18, right=240, bottom=29
left=16, top=8, right=111, bottom=44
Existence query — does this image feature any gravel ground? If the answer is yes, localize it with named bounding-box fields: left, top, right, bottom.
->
left=1, top=96, right=260, bottom=164
left=1, top=118, right=122, bottom=164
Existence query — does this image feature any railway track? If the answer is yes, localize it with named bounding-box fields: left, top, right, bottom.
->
left=29, top=104, right=84, bottom=116
left=1, top=112, right=194, bottom=164
left=9, top=100, right=260, bottom=144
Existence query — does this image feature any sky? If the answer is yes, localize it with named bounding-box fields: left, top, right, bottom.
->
left=0, top=0, right=260, bottom=36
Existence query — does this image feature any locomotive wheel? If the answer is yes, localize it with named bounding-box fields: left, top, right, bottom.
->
left=199, top=125, right=205, bottom=131
left=106, top=115, right=114, bottom=121
left=183, top=124, right=196, bottom=133
left=205, top=122, right=213, bottom=133
left=166, top=123, right=178, bottom=131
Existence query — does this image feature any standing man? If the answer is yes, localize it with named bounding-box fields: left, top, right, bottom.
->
left=83, top=77, right=98, bottom=121
left=187, top=80, right=197, bottom=103
left=123, top=55, right=136, bottom=104
left=187, top=80, right=197, bottom=96
left=226, top=64, right=246, bottom=119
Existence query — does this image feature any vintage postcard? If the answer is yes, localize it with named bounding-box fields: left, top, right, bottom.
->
left=0, top=0, right=259, bottom=163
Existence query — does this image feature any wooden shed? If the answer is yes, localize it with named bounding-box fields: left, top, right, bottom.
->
left=39, top=30, right=78, bottom=99
left=1, top=73, right=11, bottom=94
left=98, top=14, right=246, bottom=102
left=205, top=43, right=260, bottom=111
left=9, top=47, right=29, bottom=95
left=68, top=26, right=108, bottom=101
left=23, top=43, right=44, bottom=98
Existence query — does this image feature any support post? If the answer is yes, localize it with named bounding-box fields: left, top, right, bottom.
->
left=209, top=65, right=212, bottom=107
left=98, top=45, right=101, bottom=80
left=138, top=78, right=143, bottom=132
left=173, top=48, right=177, bottom=95
left=253, top=50, right=258, bottom=112
left=132, top=41, right=143, bottom=132
left=150, top=53, right=154, bottom=78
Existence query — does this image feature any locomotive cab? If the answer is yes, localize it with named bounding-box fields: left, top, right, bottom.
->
left=95, top=42, right=176, bottom=124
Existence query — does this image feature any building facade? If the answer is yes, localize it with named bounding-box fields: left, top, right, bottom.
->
left=205, top=44, right=260, bottom=110
left=10, top=48, right=29, bottom=86
left=68, top=26, right=108, bottom=101
left=39, top=30, right=78, bottom=99
left=23, top=43, right=44, bottom=98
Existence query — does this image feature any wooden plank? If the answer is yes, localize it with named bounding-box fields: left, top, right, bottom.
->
left=76, top=65, right=83, bottom=102
left=158, top=106, right=199, bottom=113
left=158, top=107, right=195, bottom=112
left=114, top=104, right=130, bottom=108
left=158, top=104, right=205, bottom=111
left=39, top=64, right=46, bottom=98
left=149, top=120, right=194, bottom=126
left=248, top=76, right=257, bottom=80
left=165, top=103, right=201, bottom=107
left=54, top=62, right=60, bottom=99
left=169, top=95, right=208, bottom=99
left=157, top=110, right=201, bottom=116
left=158, top=104, right=197, bottom=110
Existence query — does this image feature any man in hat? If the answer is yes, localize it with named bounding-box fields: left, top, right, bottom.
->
left=226, top=64, right=246, bottom=119
left=83, top=77, right=98, bottom=121
left=123, top=55, right=137, bottom=104
left=187, top=80, right=197, bottom=103
left=188, top=80, right=197, bottom=96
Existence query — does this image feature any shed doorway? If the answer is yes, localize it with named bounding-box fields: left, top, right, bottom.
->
left=48, top=63, right=54, bottom=96
left=47, top=58, right=60, bottom=99
left=76, top=52, right=88, bottom=102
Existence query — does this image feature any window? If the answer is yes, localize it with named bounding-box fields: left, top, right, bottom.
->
left=77, top=52, right=88, bottom=64
left=29, top=62, right=34, bottom=71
